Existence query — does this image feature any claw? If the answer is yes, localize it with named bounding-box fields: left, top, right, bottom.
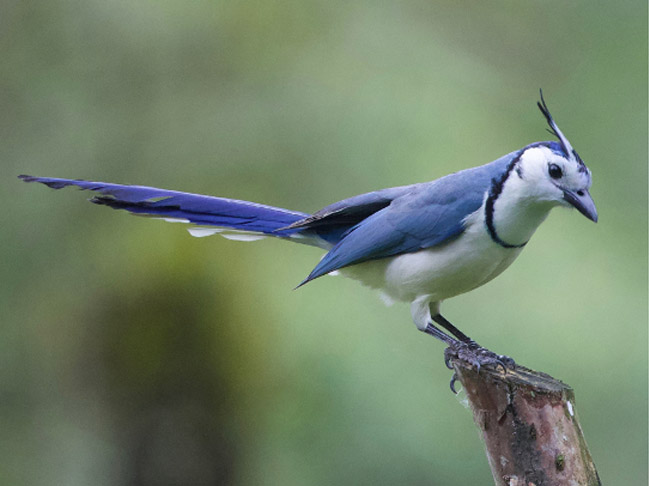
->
left=449, top=372, right=458, bottom=394
left=444, top=345, right=458, bottom=370
left=494, top=354, right=515, bottom=373
left=444, top=352, right=454, bottom=370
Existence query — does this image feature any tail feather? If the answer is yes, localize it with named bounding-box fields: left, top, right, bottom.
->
left=19, top=175, right=310, bottom=238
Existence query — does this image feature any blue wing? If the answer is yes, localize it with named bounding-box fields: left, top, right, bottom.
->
left=284, top=183, right=419, bottom=244
left=299, top=151, right=518, bottom=285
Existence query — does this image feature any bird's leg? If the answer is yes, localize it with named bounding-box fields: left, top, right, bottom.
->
left=432, top=314, right=476, bottom=344
left=424, top=321, right=458, bottom=346
left=432, top=313, right=516, bottom=373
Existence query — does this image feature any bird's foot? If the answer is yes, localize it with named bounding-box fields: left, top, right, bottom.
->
left=444, top=341, right=515, bottom=394
left=444, top=340, right=515, bottom=371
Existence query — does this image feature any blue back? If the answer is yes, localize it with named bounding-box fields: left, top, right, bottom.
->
left=299, top=150, right=519, bottom=284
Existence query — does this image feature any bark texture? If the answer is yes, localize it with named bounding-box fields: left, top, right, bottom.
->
left=451, top=359, right=601, bottom=486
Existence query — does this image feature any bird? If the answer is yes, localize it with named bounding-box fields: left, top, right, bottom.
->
left=20, top=92, right=597, bottom=384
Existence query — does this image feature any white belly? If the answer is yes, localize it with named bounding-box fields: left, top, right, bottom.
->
left=333, top=172, right=555, bottom=331
left=339, top=214, right=522, bottom=304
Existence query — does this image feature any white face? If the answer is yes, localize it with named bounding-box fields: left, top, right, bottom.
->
left=516, top=144, right=597, bottom=221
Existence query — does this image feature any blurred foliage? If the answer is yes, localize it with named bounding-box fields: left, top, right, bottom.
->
left=2, top=1, right=647, bottom=485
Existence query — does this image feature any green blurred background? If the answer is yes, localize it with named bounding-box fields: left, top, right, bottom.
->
left=3, top=1, right=647, bottom=485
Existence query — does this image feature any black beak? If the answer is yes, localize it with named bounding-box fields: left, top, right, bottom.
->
left=563, top=189, right=598, bottom=222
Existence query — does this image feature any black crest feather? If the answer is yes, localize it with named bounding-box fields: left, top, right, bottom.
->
left=537, top=89, right=563, bottom=148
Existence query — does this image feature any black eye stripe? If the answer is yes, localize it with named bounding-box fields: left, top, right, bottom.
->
left=548, top=163, right=563, bottom=179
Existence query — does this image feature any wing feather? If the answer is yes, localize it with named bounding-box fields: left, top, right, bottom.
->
left=299, top=150, right=518, bottom=285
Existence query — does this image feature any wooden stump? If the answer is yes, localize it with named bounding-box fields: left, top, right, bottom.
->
left=450, top=359, right=601, bottom=486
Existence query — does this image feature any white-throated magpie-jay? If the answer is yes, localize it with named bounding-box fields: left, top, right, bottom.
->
left=20, top=92, right=597, bottom=383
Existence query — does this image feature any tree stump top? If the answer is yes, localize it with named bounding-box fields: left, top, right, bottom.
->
left=451, top=359, right=601, bottom=486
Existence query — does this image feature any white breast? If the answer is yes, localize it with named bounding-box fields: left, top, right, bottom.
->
left=340, top=208, right=522, bottom=302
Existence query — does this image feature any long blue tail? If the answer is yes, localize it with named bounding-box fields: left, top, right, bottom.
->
left=19, top=175, right=317, bottom=241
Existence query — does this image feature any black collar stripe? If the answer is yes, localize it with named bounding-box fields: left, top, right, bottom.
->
left=484, top=151, right=528, bottom=249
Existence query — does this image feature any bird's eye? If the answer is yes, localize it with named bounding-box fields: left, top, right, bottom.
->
left=548, top=163, right=563, bottom=179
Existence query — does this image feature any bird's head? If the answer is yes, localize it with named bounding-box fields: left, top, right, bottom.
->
left=514, top=91, right=598, bottom=223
